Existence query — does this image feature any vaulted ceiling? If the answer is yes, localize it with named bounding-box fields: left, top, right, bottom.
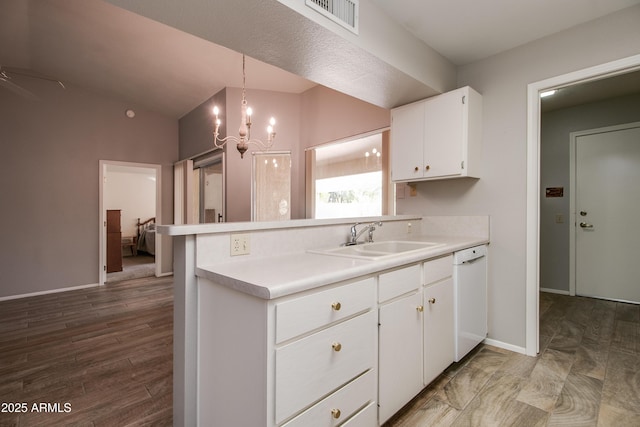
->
left=1, top=0, right=639, bottom=119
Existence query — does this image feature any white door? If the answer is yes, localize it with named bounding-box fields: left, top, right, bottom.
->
left=575, top=123, right=640, bottom=302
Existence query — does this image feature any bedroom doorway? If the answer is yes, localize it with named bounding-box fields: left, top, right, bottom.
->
left=99, top=161, right=162, bottom=284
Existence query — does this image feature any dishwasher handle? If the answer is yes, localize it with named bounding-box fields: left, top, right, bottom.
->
left=462, top=255, right=485, bottom=264
left=453, top=245, right=488, bottom=265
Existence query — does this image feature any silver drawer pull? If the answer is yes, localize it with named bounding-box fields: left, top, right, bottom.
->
left=332, top=342, right=342, bottom=352
left=331, top=301, right=341, bottom=311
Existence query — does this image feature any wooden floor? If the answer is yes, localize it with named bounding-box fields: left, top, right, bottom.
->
left=0, top=276, right=173, bottom=427
left=386, top=292, right=640, bottom=426
left=3, top=279, right=640, bottom=426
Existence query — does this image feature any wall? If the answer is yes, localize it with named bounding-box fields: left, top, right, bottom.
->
left=0, top=81, right=178, bottom=299
left=540, top=92, right=640, bottom=293
left=300, top=85, right=390, bottom=149
left=396, top=5, right=640, bottom=350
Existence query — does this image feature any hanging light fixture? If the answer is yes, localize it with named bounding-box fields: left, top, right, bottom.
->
left=212, top=54, right=276, bottom=158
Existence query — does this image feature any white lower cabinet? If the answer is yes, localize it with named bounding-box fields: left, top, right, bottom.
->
left=197, top=255, right=457, bottom=427
left=378, top=290, right=424, bottom=424
left=423, top=256, right=454, bottom=385
left=423, top=277, right=454, bottom=385
left=282, top=371, right=376, bottom=427
left=276, top=311, right=377, bottom=423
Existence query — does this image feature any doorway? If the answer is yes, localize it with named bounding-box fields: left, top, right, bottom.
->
left=527, top=53, right=640, bottom=356
left=99, top=160, right=162, bottom=285
left=571, top=122, right=640, bottom=302
left=193, top=152, right=225, bottom=224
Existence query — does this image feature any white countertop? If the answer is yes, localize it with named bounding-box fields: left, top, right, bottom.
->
left=196, top=235, right=488, bottom=300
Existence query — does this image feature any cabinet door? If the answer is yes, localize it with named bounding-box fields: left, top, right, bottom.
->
left=423, top=278, right=454, bottom=385
left=423, top=89, right=464, bottom=178
left=390, top=101, right=425, bottom=182
left=378, top=291, right=423, bottom=424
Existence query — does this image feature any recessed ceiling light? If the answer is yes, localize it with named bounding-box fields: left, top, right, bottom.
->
left=540, top=90, right=557, bottom=98
left=125, top=109, right=136, bottom=118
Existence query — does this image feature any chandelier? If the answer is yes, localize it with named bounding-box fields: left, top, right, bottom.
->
left=212, top=54, right=276, bottom=158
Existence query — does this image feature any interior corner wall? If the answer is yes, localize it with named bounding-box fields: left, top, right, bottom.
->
left=179, top=88, right=226, bottom=160
left=0, top=81, right=178, bottom=299
left=540, top=92, right=640, bottom=293
left=396, top=4, right=640, bottom=350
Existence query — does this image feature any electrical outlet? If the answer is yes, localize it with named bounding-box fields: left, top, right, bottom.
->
left=230, top=233, right=250, bottom=256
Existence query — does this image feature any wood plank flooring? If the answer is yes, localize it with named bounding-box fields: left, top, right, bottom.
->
left=386, top=292, right=640, bottom=426
left=3, top=278, right=640, bottom=426
left=0, top=276, right=173, bottom=426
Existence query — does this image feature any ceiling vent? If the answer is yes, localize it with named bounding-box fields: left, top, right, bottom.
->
left=306, top=0, right=359, bottom=34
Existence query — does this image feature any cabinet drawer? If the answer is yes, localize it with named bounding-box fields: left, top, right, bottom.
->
left=276, top=277, right=375, bottom=344
left=379, top=264, right=421, bottom=303
left=341, top=402, right=377, bottom=427
left=282, top=370, right=375, bottom=427
left=423, top=255, right=452, bottom=285
left=275, top=310, right=376, bottom=424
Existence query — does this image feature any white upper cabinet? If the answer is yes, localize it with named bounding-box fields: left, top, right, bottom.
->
left=391, top=86, right=482, bottom=182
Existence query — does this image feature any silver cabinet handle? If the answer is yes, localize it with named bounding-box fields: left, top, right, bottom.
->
left=579, top=222, right=593, bottom=228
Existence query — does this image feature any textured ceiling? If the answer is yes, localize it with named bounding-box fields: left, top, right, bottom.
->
left=371, top=0, right=640, bottom=66
left=0, top=0, right=315, bottom=118
left=1, top=0, right=639, bottom=119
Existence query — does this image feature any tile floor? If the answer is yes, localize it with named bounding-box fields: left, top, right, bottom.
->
left=386, top=292, right=640, bottom=426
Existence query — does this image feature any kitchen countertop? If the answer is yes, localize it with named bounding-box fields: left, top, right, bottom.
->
left=196, top=235, right=488, bottom=300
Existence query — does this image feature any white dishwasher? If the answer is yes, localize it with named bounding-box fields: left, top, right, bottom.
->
left=453, top=245, right=487, bottom=362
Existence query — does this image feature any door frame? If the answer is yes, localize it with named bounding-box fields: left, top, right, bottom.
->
left=99, top=160, right=163, bottom=285
left=569, top=121, right=640, bottom=297
left=526, top=53, right=640, bottom=356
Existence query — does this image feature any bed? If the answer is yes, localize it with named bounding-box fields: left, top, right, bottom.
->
left=136, top=217, right=156, bottom=256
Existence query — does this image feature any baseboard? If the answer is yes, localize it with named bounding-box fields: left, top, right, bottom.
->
left=540, top=287, right=570, bottom=295
left=482, top=338, right=527, bottom=355
left=0, top=282, right=101, bottom=302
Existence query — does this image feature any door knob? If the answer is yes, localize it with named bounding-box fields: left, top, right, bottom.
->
left=579, top=222, right=593, bottom=228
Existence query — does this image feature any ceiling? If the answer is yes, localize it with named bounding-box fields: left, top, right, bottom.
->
left=371, top=0, right=640, bottom=66
left=1, top=0, right=639, bottom=119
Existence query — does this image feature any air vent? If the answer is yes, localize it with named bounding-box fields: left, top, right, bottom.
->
left=306, top=0, right=359, bottom=34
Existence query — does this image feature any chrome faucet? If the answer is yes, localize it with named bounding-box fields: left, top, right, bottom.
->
left=347, top=221, right=383, bottom=245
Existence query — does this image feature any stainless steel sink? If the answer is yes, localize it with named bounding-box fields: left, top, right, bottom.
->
left=308, top=240, right=445, bottom=260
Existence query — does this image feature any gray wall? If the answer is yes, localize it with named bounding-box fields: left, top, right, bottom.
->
left=396, top=5, right=640, bottom=349
left=540, top=92, right=640, bottom=293
left=0, top=81, right=178, bottom=299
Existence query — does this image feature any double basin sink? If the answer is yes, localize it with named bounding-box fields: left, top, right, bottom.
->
left=308, top=240, right=445, bottom=261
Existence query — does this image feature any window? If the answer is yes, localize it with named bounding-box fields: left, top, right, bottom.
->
left=307, top=130, right=390, bottom=219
